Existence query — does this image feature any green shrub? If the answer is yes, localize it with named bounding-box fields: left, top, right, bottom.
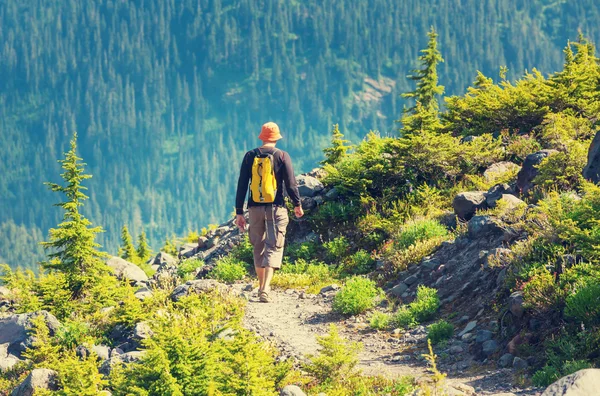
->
left=396, top=219, right=449, bottom=250
left=565, top=282, right=600, bottom=327
left=323, top=236, right=351, bottom=263
left=285, top=241, right=320, bottom=262
left=178, top=258, right=203, bottom=280
left=409, top=286, right=440, bottom=322
left=304, top=324, right=362, bottom=384
left=369, top=312, right=391, bottom=330
left=230, top=235, right=254, bottom=266
left=532, top=365, right=562, bottom=387
left=393, top=307, right=416, bottom=329
left=382, top=237, right=445, bottom=274
left=341, top=250, right=375, bottom=275
left=332, top=277, right=382, bottom=315
left=533, top=140, right=588, bottom=192
left=208, top=257, right=248, bottom=283
left=427, top=320, right=454, bottom=345
left=273, top=259, right=335, bottom=293
left=522, top=269, right=565, bottom=313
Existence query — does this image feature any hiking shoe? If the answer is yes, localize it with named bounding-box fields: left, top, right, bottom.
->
left=259, top=291, right=271, bottom=303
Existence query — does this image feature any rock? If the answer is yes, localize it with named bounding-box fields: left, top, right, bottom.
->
left=197, top=236, right=208, bottom=249
left=91, top=345, right=110, bottom=361
left=0, top=343, right=22, bottom=372
left=422, top=258, right=441, bottom=271
left=508, top=291, right=525, bottom=318
left=0, top=286, right=11, bottom=298
left=134, top=287, right=153, bottom=301
left=453, top=191, right=488, bottom=220
left=314, top=196, right=324, bottom=205
left=404, top=274, right=419, bottom=286
left=205, top=237, right=219, bottom=249
left=319, top=284, right=340, bottom=294
left=214, top=226, right=229, bottom=237
left=484, top=162, right=520, bottom=183
left=100, top=351, right=146, bottom=376
left=280, top=385, right=307, bottom=396
left=485, top=183, right=513, bottom=207
left=468, top=216, right=504, bottom=239
left=497, top=268, right=508, bottom=287
left=11, top=368, right=59, bottom=396
left=499, top=353, right=514, bottom=368
left=446, top=383, right=476, bottom=396
left=296, top=175, right=324, bottom=197
left=178, top=243, right=198, bottom=259
left=513, top=356, right=529, bottom=370
left=150, top=252, right=177, bottom=267
left=171, top=279, right=228, bottom=301
left=459, top=321, right=477, bottom=337
left=517, top=150, right=558, bottom=195
left=107, top=257, right=148, bottom=283
left=325, top=187, right=339, bottom=200
left=482, top=340, right=499, bottom=356
left=216, top=328, right=236, bottom=341
left=449, top=345, right=464, bottom=354
left=301, top=197, right=317, bottom=210
left=0, top=311, right=61, bottom=355
left=475, top=330, right=494, bottom=343
left=583, top=131, right=600, bottom=183
left=541, top=368, right=600, bottom=396
left=389, top=283, right=408, bottom=297
left=133, top=322, right=154, bottom=340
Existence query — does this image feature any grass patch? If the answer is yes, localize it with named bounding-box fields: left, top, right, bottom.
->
left=333, top=277, right=383, bottom=315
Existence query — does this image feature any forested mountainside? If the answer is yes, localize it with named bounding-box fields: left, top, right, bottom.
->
left=2, top=0, right=600, bottom=269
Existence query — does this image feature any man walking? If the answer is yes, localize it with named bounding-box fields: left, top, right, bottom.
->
left=235, top=122, right=304, bottom=303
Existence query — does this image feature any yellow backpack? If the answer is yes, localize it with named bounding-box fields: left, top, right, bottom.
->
left=250, top=148, right=280, bottom=203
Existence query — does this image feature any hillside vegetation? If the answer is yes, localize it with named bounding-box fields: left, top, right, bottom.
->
left=2, top=0, right=600, bottom=268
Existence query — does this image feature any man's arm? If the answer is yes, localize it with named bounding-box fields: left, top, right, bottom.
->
left=281, top=152, right=302, bottom=208
left=235, top=152, right=251, bottom=215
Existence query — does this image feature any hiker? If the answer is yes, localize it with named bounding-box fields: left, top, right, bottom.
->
left=235, top=122, right=304, bottom=303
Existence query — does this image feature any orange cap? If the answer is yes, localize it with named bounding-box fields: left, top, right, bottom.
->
left=258, top=122, right=283, bottom=141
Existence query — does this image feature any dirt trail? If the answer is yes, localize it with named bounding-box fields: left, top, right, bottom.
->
left=239, top=287, right=539, bottom=396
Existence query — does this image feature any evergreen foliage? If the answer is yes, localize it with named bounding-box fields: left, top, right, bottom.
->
left=136, top=230, right=152, bottom=263
left=118, top=225, right=136, bottom=262
left=40, top=134, right=109, bottom=295
left=322, top=124, right=352, bottom=166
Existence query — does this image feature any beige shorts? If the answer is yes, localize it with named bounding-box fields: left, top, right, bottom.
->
left=248, top=205, right=289, bottom=269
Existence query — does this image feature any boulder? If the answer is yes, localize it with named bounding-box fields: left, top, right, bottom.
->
left=301, top=197, right=317, bottom=210
left=149, top=252, right=177, bottom=267
left=0, top=343, right=22, bottom=372
left=107, top=257, right=148, bottom=283
left=498, top=194, right=526, bottom=211
left=11, top=368, right=59, bottom=396
left=100, top=351, right=146, bottom=376
left=171, top=279, right=228, bottom=302
left=485, top=183, right=513, bottom=208
left=583, top=131, right=600, bottom=183
left=542, top=369, right=600, bottom=396
left=134, top=287, right=153, bottom=301
left=296, top=175, right=324, bottom=197
left=475, top=330, right=494, bottom=343
left=508, top=291, right=525, bottom=318
left=498, top=353, right=514, bottom=368
left=91, top=345, right=111, bottom=361
left=516, top=150, right=558, bottom=195
left=197, top=236, right=209, bottom=249
left=483, top=162, right=520, bottom=183
left=178, top=243, right=198, bottom=259
left=319, top=284, right=341, bottom=294
left=459, top=321, right=477, bottom=337
left=453, top=191, right=488, bottom=220
left=389, top=283, right=408, bottom=297
left=325, top=187, right=339, bottom=200
left=513, top=357, right=529, bottom=370
left=133, top=322, right=154, bottom=340
left=0, top=286, right=11, bottom=298
left=482, top=340, right=499, bottom=357
left=468, top=216, right=504, bottom=239
left=280, top=385, right=307, bottom=396
left=0, top=311, right=61, bottom=355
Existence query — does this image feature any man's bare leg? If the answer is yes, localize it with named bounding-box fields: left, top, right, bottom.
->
left=263, top=267, right=274, bottom=293
left=255, top=266, right=265, bottom=292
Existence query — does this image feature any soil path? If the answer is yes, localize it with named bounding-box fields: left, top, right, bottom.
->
left=239, top=287, right=539, bottom=396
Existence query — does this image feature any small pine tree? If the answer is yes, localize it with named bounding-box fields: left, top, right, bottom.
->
left=321, top=124, right=352, bottom=166
left=41, top=133, right=109, bottom=295
left=119, top=225, right=137, bottom=262
left=402, top=27, right=445, bottom=113
left=136, top=230, right=152, bottom=263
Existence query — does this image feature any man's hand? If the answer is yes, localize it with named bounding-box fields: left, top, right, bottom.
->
left=235, top=214, right=247, bottom=232
left=294, top=205, right=304, bottom=218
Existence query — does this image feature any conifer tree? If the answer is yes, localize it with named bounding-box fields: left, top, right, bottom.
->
left=119, top=225, right=137, bottom=261
left=41, top=133, right=109, bottom=295
left=321, top=124, right=352, bottom=166
left=136, top=230, right=152, bottom=263
left=402, top=27, right=445, bottom=113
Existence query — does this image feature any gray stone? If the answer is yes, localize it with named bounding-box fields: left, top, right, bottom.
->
left=484, top=162, right=520, bottom=183
left=0, top=286, right=11, bottom=298
left=214, top=226, right=229, bottom=237
left=11, top=368, right=59, bottom=396
left=389, top=283, right=408, bottom=297
left=513, top=356, right=529, bottom=370
left=216, top=328, right=236, bottom=341
left=584, top=131, right=600, bottom=183
left=0, top=311, right=61, bottom=355
left=485, top=183, right=513, bottom=207
left=459, top=321, right=477, bottom=337
left=475, top=330, right=494, bottom=343
left=314, top=196, right=324, bottom=205
left=100, top=351, right=146, bottom=376
left=134, top=287, right=153, bottom=301
left=107, top=256, right=148, bottom=283
left=296, top=175, right=324, bottom=197
left=171, top=279, right=228, bottom=301
left=422, top=258, right=441, bottom=271
left=482, top=340, right=499, bottom=356
left=509, top=291, right=525, bottom=318
left=542, top=368, right=600, bottom=396
left=91, top=345, right=110, bottom=361
left=150, top=252, right=177, bottom=267
left=499, top=194, right=526, bottom=211
left=178, top=243, right=198, bottom=259
left=133, top=322, right=154, bottom=340
left=325, top=187, right=339, bottom=200
left=319, top=284, right=341, bottom=294
left=301, top=197, right=317, bottom=210
left=0, top=343, right=22, bottom=372
left=280, top=385, right=307, bottom=396
left=517, top=150, right=558, bottom=195
left=197, top=236, right=208, bottom=249
left=468, top=215, right=504, bottom=239
left=499, top=353, right=514, bottom=368
left=449, top=345, right=464, bottom=354
left=453, top=191, right=488, bottom=220
left=205, top=237, right=219, bottom=249
left=404, top=274, right=419, bottom=286
left=496, top=268, right=508, bottom=287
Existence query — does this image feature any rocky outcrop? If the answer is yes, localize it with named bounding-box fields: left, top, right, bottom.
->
left=296, top=175, right=324, bottom=197
left=280, top=385, right=307, bottom=396
left=0, top=311, right=61, bottom=355
left=483, top=161, right=520, bottom=183
left=11, top=368, right=59, bottom=396
left=542, top=369, right=600, bottom=396
left=516, top=150, right=558, bottom=195
left=583, top=131, right=600, bottom=183
left=107, top=257, right=148, bottom=283
left=453, top=191, right=487, bottom=220
left=0, top=343, right=22, bottom=372
left=171, top=279, right=229, bottom=301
